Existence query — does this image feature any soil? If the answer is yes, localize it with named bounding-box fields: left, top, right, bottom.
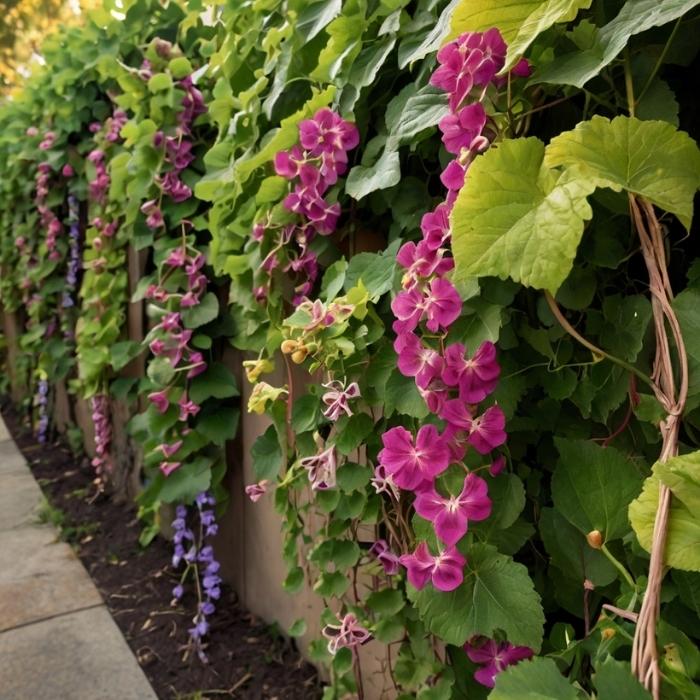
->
left=1, top=400, right=322, bottom=700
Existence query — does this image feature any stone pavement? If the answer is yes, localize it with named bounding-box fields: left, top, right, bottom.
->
left=0, top=414, right=158, bottom=700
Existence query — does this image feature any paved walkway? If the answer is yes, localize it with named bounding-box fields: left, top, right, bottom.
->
left=0, top=415, right=158, bottom=700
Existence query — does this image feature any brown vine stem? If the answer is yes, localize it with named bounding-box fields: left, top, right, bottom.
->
left=628, top=194, right=688, bottom=700
left=543, top=292, right=655, bottom=391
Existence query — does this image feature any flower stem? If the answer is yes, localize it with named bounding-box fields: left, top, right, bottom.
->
left=601, top=543, right=637, bottom=593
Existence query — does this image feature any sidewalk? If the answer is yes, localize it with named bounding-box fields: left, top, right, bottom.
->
left=0, top=415, right=158, bottom=700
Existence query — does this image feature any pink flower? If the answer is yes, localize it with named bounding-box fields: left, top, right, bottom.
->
left=394, top=332, right=444, bottom=390
left=26, top=126, right=39, bottom=136
left=178, top=394, right=200, bottom=421
left=465, top=637, right=533, bottom=688
left=391, top=287, right=425, bottom=334
left=439, top=102, right=488, bottom=154
left=378, top=425, right=450, bottom=491
left=396, top=240, right=454, bottom=285
left=62, top=164, right=75, bottom=177
left=158, top=440, right=183, bottom=458
left=149, top=338, right=166, bottom=356
left=322, top=612, right=371, bottom=655
left=245, top=480, right=270, bottom=502
left=414, top=473, right=491, bottom=545
left=369, top=539, right=400, bottom=575
left=299, top=108, right=359, bottom=157
left=468, top=405, right=506, bottom=454
left=165, top=247, right=187, bottom=267
left=421, top=204, right=451, bottom=250
left=148, top=390, right=169, bottom=413
left=489, top=455, right=506, bottom=477
left=274, top=145, right=306, bottom=179
left=442, top=341, right=500, bottom=403
left=300, top=445, right=337, bottom=490
left=424, top=277, right=462, bottom=332
left=160, top=461, right=182, bottom=476
left=440, top=159, right=467, bottom=192
left=370, top=464, right=400, bottom=500
left=321, top=380, right=360, bottom=421
left=399, top=541, right=465, bottom=592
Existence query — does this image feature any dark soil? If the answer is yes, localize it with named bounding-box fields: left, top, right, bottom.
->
left=1, top=400, right=322, bottom=700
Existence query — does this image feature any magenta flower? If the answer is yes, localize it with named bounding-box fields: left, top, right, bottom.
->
left=160, top=461, right=182, bottom=477
left=465, top=637, right=533, bottom=688
left=322, top=612, right=371, bottom=655
left=148, top=390, right=169, bottom=413
left=440, top=159, right=467, bottom=192
left=396, top=240, right=454, bottom=285
left=300, top=445, right=337, bottom=490
left=62, top=164, right=75, bottom=177
left=442, top=341, right=500, bottom=403
left=178, top=394, right=201, bottom=421
left=400, top=541, right=465, bottom=592
left=424, top=277, right=462, bottom=332
left=489, top=455, right=506, bottom=477
left=245, top=480, right=270, bottom=502
left=414, top=473, right=491, bottom=545
left=378, top=425, right=450, bottom=491
left=274, top=145, right=307, bottom=180
left=439, top=103, right=488, bottom=154
left=369, top=539, right=400, bottom=575
left=299, top=108, right=359, bottom=157
left=468, top=405, right=506, bottom=454
left=158, top=440, right=183, bottom=458
left=321, top=380, right=361, bottom=421
left=394, top=332, right=444, bottom=390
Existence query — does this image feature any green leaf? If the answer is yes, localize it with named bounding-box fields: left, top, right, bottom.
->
left=159, top=456, right=213, bottom=503
left=451, top=138, right=595, bottom=294
left=195, top=406, right=239, bottom=445
left=147, top=357, right=175, bottom=385
left=189, top=362, right=239, bottom=404
left=552, top=438, right=643, bottom=541
left=365, top=588, right=405, bottom=615
left=335, top=413, right=374, bottom=455
left=296, top=0, right=342, bottom=42
left=448, top=0, right=592, bottom=71
left=291, top=394, right=322, bottom=434
left=385, top=84, right=449, bottom=150
left=314, top=570, right=349, bottom=597
left=168, top=56, right=192, bottom=79
left=539, top=508, right=618, bottom=586
left=110, top=340, right=142, bottom=371
left=630, top=457, right=700, bottom=572
left=594, top=658, right=651, bottom=700
left=344, top=242, right=399, bottom=300
left=545, top=116, right=700, bottom=230
left=599, top=294, right=652, bottom=363
left=654, top=451, right=700, bottom=512
left=491, top=658, right=578, bottom=700
left=284, top=566, right=304, bottom=593
left=147, top=72, right=173, bottom=92
left=345, top=148, right=401, bottom=200
left=251, top=425, right=282, bottom=481
left=181, top=292, right=220, bottom=329
left=409, top=544, right=544, bottom=650
left=534, top=0, right=700, bottom=88
left=384, top=370, right=429, bottom=419
left=288, top=618, right=308, bottom=637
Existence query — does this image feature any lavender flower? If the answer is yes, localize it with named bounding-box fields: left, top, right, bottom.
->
left=35, top=378, right=49, bottom=443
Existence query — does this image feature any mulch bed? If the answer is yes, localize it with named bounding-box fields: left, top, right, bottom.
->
left=1, top=400, right=322, bottom=700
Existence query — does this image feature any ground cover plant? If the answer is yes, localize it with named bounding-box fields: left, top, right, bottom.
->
left=1, top=0, right=699, bottom=698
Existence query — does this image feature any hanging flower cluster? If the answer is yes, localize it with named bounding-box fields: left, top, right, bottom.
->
left=62, top=193, right=81, bottom=310
left=379, top=30, right=531, bottom=593
left=35, top=377, right=49, bottom=444
left=35, top=160, right=62, bottom=263
left=145, top=245, right=209, bottom=477
left=141, top=70, right=205, bottom=230
left=253, top=109, right=359, bottom=305
left=88, top=109, right=127, bottom=206
left=171, top=491, right=221, bottom=663
left=90, top=394, right=113, bottom=479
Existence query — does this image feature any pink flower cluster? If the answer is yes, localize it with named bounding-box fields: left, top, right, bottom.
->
left=378, top=31, right=530, bottom=593
left=141, top=74, right=204, bottom=229
left=35, top=161, right=63, bottom=262
left=145, top=248, right=209, bottom=476
left=90, top=394, right=113, bottom=477
left=254, top=108, right=359, bottom=304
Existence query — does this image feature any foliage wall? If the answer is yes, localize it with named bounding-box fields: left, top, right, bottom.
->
left=1, top=0, right=700, bottom=698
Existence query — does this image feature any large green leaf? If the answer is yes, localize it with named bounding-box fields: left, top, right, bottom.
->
left=448, top=0, right=591, bottom=70
left=552, top=438, right=643, bottom=541
left=594, top=659, right=651, bottom=700
left=251, top=425, right=283, bottom=481
left=491, top=657, right=578, bottom=699
left=409, top=544, right=545, bottom=650
left=654, top=451, right=700, bottom=513
left=451, top=138, right=595, bottom=294
left=545, top=116, right=700, bottom=230
left=629, top=464, right=700, bottom=572
left=534, top=0, right=700, bottom=88
left=345, top=148, right=401, bottom=200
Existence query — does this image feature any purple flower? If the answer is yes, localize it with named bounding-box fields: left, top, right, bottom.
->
left=399, top=542, right=465, bottom=592
left=378, top=425, right=450, bottom=491
left=394, top=332, right=444, bottom=390
left=442, top=341, right=500, bottom=403
left=468, top=405, right=507, bottom=454
left=464, top=637, right=533, bottom=688
left=421, top=204, right=451, bottom=250
left=245, top=480, right=270, bottom=502
left=148, top=389, right=169, bottom=413
left=369, top=540, right=400, bottom=575
left=178, top=395, right=201, bottom=421
left=298, top=108, right=359, bottom=157
left=370, top=464, right=401, bottom=500
left=413, top=473, right=491, bottom=545
left=321, top=380, right=361, bottom=421
left=439, top=102, right=488, bottom=154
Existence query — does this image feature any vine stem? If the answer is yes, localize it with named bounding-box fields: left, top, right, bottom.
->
left=600, top=543, right=637, bottom=592
left=628, top=195, right=688, bottom=700
left=543, top=291, right=655, bottom=390
left=635, top=18, right=682, bottom=105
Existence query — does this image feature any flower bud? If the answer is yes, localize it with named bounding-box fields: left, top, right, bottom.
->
left=586, top=530, right=603, bottom=549
left=280, top=339, right=298, bottom=354
left=601, top=628, right=615, bottom=640
left=291, top=348, right=308, bottom=364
